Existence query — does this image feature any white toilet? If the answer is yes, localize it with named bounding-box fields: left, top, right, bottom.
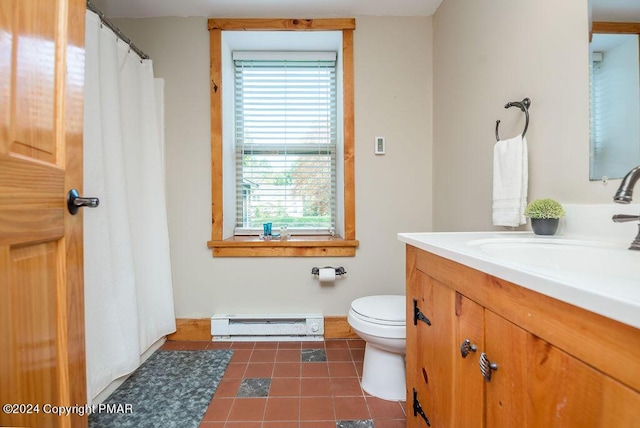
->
left=347, top=295, right=406, bottom=401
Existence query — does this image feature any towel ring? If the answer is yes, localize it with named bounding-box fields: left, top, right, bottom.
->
left=495, top=98, right=531, bottom=141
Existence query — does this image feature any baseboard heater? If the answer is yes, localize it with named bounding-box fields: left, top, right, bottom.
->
left=211, top=314, right=324, bottom=342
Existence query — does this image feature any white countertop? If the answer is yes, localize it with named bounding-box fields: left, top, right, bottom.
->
left=398, top=231, right=640, bottom=330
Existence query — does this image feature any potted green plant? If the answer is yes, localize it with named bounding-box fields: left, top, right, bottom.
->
left=524, top=198, right=565, bottom=235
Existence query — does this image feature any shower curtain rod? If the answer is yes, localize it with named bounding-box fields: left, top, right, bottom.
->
left=86, top=0, right=150, bottom=60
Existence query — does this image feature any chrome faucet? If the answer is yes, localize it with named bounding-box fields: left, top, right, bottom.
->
left=612, top=165, right=640, bottom=250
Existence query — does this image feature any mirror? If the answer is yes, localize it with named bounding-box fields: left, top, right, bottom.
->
left=589, top=1, right=640, bottom=180
left=589, top=29, right=640, bottom=179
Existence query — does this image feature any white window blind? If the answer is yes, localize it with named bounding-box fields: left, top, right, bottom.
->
left=590, top=58, right=601, bottom=176
left=234, top=52, right=338, bottom=235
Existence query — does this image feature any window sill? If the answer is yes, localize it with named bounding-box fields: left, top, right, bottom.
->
left=207, top=235, right=359, bottom=257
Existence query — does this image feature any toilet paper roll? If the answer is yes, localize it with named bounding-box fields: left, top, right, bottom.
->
left=318, top=268, right=336, bottom=282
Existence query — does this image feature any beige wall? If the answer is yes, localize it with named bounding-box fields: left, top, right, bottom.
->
left=113, top=16, right=433, bottom=317
left=432, top=0, right=612, bottom=231
left=108, top=0, right=610, bottom=317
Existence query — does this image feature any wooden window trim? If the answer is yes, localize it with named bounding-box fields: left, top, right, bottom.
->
left=591, top=22, right=640, bottom=35
left=591, top=22, right=640, bottom=41
left=206, top=18, right=358, bottom=257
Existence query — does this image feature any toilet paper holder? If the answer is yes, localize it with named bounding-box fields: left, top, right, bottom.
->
left=311, top=266, right=346, bottom=276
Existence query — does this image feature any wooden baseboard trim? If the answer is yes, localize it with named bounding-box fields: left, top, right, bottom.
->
left=167, top=316, right=358, bottom=341
left=323, top=316, right=359, bottom=339
left=167, top=318, right=211, bottom=341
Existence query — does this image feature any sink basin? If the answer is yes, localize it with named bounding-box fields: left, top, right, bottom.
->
left=467, top=237, right=640, bottom=282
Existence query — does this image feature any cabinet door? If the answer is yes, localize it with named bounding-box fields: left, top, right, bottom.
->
left=406, top=247, right=435, bottom=427
left=406, top=247, right=420, bottom=421
left=484, top=310, right=529, bottom=427
left=454, top=294, right=484, bottom=428
left=414, top=273, right=457, bottom=427
left=485, top=310, right=640, bottom=427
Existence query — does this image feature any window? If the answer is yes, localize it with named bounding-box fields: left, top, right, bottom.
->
left=207, top=19, right=358, bottom=257
left=234, top=53, right=337, bottom=235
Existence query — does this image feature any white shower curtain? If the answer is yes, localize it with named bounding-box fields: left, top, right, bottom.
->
left=83, top=10, right=176, bottom=402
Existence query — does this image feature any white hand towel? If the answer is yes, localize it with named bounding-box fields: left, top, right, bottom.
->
left=493, top=135, right=528, bottom=227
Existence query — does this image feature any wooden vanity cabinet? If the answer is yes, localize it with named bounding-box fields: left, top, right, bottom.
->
left=405, top=245, right=640, bottom=428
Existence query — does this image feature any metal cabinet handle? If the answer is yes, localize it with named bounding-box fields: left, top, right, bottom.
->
left=460, top=339, right=477, bottom=358
left=67, top=189, right=100, bottom=215
left=479, top=352, right=498, bottom=382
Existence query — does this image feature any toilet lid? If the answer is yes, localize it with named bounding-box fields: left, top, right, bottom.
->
left=350, top=295, right=406, bottom=325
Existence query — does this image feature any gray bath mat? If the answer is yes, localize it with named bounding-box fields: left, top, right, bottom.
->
left=89, top=349, right=233, bottom=428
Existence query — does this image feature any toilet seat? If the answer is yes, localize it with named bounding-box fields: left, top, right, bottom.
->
left=349, top=295, right=406, bottom=326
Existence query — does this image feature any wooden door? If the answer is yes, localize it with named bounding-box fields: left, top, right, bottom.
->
left=453, top=293, right=484, bottom=428
left=415, top=273, right=456, bottom=428
left=0, top=0, right=87, bottom=427
left=484, top=310, right=529, bottom=428
left=405, top=246, right=419, bottom=421
left=485, top=310, right=640, bottom=427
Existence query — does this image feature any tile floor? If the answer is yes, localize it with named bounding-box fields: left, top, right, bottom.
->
left=161, top=339, right=406, bottom=428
